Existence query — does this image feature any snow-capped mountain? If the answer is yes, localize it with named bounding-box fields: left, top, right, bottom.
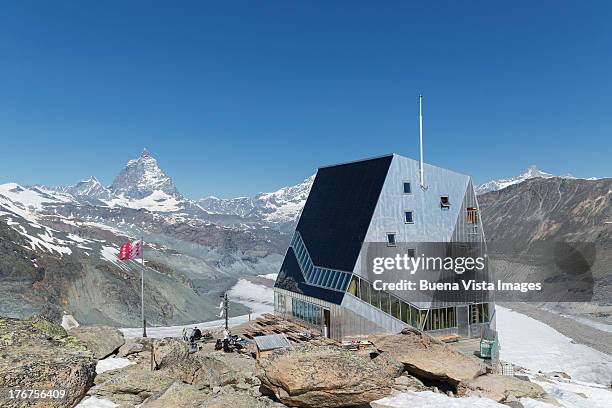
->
left=69, top=176, right=111, bottom=198
left=199, top=174, right=314, bottom=226
left=476, top=165, right=559, bottom=195
left=34, top=149, right=193, bottom=213
left=35, top=176, right=110, bottom=200
left=109, top=148, right=180, bottom=199
left=28, top=148, right=312, bottom=225
left=0, top=150, right=288, bottom=327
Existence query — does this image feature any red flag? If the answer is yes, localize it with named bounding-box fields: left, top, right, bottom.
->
left=119, top=242, right=132, bottom=260
left=118, top=240, right=143, bottom=260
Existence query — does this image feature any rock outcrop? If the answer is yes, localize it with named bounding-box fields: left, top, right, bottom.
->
left=142, top=381, right=285, bottom=408
left=0, top=317, right=96, bottom=408
left=87, top=364, right=176, bottom=406
left=370, top=328, right=486, bottom=394
left=467, top=373, right=550, bottom=403
left=257, top=345, right=396, bottom=407
left=117, top=338, right=147, bottom=358
left=70, top=325, right=125, bottom=359
left=153, top=337, right=258, bottom=388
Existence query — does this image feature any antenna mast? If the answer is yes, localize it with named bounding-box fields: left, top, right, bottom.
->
left=419, top=94, right=425, bottom=188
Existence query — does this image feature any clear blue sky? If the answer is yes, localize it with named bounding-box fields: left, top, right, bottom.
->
left=1, top=1, right=610, bottom=198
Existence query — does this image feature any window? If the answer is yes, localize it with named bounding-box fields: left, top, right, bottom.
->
left=291, top=298, right=321, bottom=326
left=403, top=182, right=412, bottom=194
left=370, top=287, right=381, bottom=309
left=407, top=248, right=416, bottom=258
left=347, top=275, right=359, bottom=297
left=391, top=297, right=400, bottom=319
left=359, top=278, right=370, bottom=303
left=470, top=303, right=489, bottom=324
left=380, top=292, right=390, bottom=314
left=386, top=233, right=396, bottom=246
left=274, top=292, right=286, bottom=314
left=404, top=211, right=414, bottom=224
left=401, top=302, right=410, bottom=323
left=440, top=196, right=450, bottom=209
left=467, top=207, right=479, bottom=224
left=410, top=305, right=419, bottom=327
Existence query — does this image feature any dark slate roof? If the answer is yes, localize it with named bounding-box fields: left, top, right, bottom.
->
left=275, top=247, right=345, bottom=304
left=296, top=154, right=393, bottom=272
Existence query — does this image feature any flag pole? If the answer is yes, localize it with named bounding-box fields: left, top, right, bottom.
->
left=141, top=237, right=146, bottom=338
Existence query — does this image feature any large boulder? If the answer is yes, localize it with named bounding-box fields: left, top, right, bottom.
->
left=467, top=373, right=552, bottom=403
left=117, top=338, right=146, bottom=358
left=257, top=345, right=396, bottom=407
left=155, top=338, right=257, bottom=388
left=200, top=390, right=288, bottom=408
left=142, top=381, right=285, bottom=408
left=87, top=364, right=176, bottom=406
left=141, top=381, right=208, bottom=408
left=370, top=328, right=486, bottom=394
left=70, top=325, right=125, bottom=359
left=0, top=317, right=96, bottom=408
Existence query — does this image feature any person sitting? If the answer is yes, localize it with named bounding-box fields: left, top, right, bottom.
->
left=192, top=326, right=202, bottom=341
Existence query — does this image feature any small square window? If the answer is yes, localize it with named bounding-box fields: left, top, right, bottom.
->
left=407, top=248, right=416, bottom=258
left=440, top=196, right=450, bottom=209
left=403, top=182, right=412, bottom=194
left=386, top=233, right=396, bottom=246
left=404, top=211, right=414, bottom=223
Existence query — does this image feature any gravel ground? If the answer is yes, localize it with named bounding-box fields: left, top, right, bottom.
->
left=499, top=302, right=612, bottom=356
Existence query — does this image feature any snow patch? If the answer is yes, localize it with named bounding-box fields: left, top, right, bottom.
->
left=75, top=396, right=118, bottom=408
left=257, top=273, right=278, bottom=281
left=103, top=190, right=182, bottom=212
left=374, top=390, right=504, bottom=407
left=496, top=306, right=612, bottom=386
left=96, top=357, right=134, bottom=374
left=228, top=279, right=275, bottom=314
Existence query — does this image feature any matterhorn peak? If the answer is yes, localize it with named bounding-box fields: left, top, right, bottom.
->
left=110, top=150, right=180, bottom=199
left=140, top=148, right=152, bottom=158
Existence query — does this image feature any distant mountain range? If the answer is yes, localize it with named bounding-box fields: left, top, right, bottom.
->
left=475, top=165, right=602, bottom=195
left=33, top=148, right=313, bottom=229
left=0, top=149, right=289, bottom=326
left=2, top=150, right=610, bottom=326
left=198, top=175, right=314, bottom=227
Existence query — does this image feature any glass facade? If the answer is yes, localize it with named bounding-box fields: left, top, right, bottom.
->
left=290, top=232, right=352, bottom=292
left=291, top=298, right=322, bottom=326
left=346, top=274, right=460, bottom=332
left=470, top=303, right=489, bottom=324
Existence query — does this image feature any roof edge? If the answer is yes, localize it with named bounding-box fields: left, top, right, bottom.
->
left=318, top=153, right=395, bottom=170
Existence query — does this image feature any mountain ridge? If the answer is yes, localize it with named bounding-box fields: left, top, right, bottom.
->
left=474, top=165, right=603, bottom=195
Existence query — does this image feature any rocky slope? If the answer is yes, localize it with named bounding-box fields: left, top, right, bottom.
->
left=0, top=150, right=288, bottom=327
left=479, top=176, right=612, bottom=308
left=476, top=165, right=556, bottom=195
left=74, top=324, right=554, bottom=408
left=0, top=317, right=97, bottom=408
